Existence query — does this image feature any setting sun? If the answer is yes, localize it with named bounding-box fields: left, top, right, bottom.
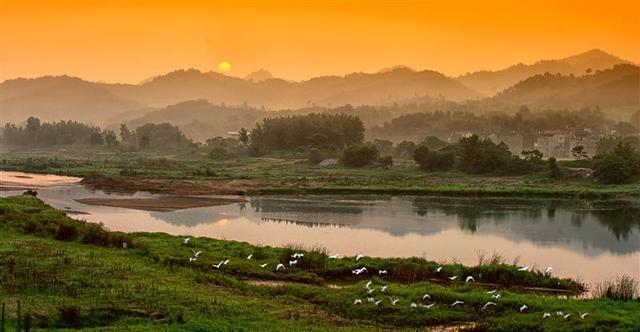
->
left=218, top=61, right=232, bottom=72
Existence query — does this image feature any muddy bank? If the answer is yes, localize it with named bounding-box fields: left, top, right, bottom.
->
left=75, top=196, right=246, bottom=212
left=80, top=174, right=267, bottom=195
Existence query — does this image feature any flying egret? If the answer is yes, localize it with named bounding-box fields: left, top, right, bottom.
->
left=189, top=257, right=197, bottom=263
left=580, top=312, right=588, bottom=319
left=451, top=300, right=464, bottom=307
left=365, top=281, right=373, bottom=289
left=192, top=250, right=202, bottom=258
left=289, top=260, right=298, bottom=266
left=520, top=304, right=528, bottom=312
left=544, top=266, right=553, bottom=274
left=212, top=261, right=224, bottom=269
left=518, top=265, right=530, bottom=272
left=542, top=312, right=551, bottom=319
left=183, top=237, right=191, bottom=245
left=374, top=300, right=382, bottom=306
left=276, top=263, right=285, bottom=271
left=379, top=270, right=388, bottom=275
left=367, top=288, right=375, bottom=294
left=259, top=263, right=268, bottom=268
left=367, top=297, right=375, bottom=303
left=223, top=259, right=230, bottom=265
left=492, top=293, right=502, bottom=299
left=380, top=285, right=388, bottom=292
left=356, top=254, right=365, bottom=261
left=449, top=276, right=458, bottom=281
left=465, top=276, right=475, bottom=283
left=354, top=298, right=362, bottom=304
left=328, top=253, right=340, bottom=259
left=436, top=266, right=443, bottom=272
left=482, top=302, right=497, bottom=309
left=391, top=298, right=399, bottom=306
left=422, top=294, right=431, bottom=300
left=247, top=254, right=253, bottom=260
left=486, top=289, right=497, bottom=294
left=556, top=311, right=564, bottom=317
left=563, top=313, right=571, bottom=319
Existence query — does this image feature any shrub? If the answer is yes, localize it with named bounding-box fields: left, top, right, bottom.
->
left=593, top=275, right=639, bottom=300
left=593, top=141, right=640, bottom=184
left=341, top=144, right=379, bottom=167
left=378, top=156, right=393, bottom=169
left=548, top=157, right=562, bottom=178
left=413, top=146, right=455, bottom=171
left=308, top=148, right=325, bottom=165
left=209, top=148, right=228, bottom=160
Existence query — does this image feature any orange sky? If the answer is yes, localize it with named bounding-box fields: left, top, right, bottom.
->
left=0, top=0, right=638, bottom=83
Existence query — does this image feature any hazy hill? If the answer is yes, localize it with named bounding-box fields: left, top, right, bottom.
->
left=458, top=49, right=631, bottom=96
left=245, top=69, right=275, bottom=82
left=489, top=64, right=640, bottom=111
left=119, top=99, right=264, bottom=142
left=0, top=76, right=140, bottom=124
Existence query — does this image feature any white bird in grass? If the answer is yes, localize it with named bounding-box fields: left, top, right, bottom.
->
left=212, top=261, right=224, bottom=269
left=367, top=288, right=376, bottom=294
left=391, top=298, right=399, bottom=306
left=542, top=312, right=551, bottom=319
left=289, top=260, right=298, bottom=266
left=486, top=289, right=497, bottom=294
left=449, top=276, right=458, bottom=281
left=291, top=253, right=304, bottom=258
left=374, top=300, right=382, bottom=306
left=422, top=294, right=431, bottom=300
left=223, top=259, right=230, bottom=265
left=380, top=285, right=388, bottom=292
left=189, top=257, right=197, bottom=263
left=259, top=263, right=269, bottom=268
left=379, top=270, right=388, bottom=275
left=353, top=298, right=362, bottom=304
left=563, top=313, right=571, bottom=319
left=465, top=276, right=475, bottom=283
left=365, top=281, right=373, bottom=289
left=422, top=303, right=435, bottom=309
left=192, top=250, right=202, bottom=258
left=580, top=312, right=588, bottom=320
left=246, top=254, right=253, bottom=260
left=520, top=304, right=528, bottom=312
left=491, top=293, right=502, bottom=299
left=556, top=311, right=564, bottom=317
left=352, top=267, right=367, bottom=275
left=410, top=302, right=417, bottom=308
left=436, top=266, right=443, bottom=272
left=451, top=300, right=464, bottom=307
left=482, top=302, right=497, bottom=309
left=183, top=237, right=191, bottom=245
left=276, top=263, right=285, bottom=271
left=367, top=297, right=375, bottom=303
left=544, top=266, right=553, bottom=274
left=518, top=265, right=530, bottom=272
left=328, top=253, right=341, bottom=259
left=356, top=254, right=366, bottom=261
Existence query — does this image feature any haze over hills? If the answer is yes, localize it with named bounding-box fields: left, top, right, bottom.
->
left=457, top=49, right=632, bottom=96
left=1, top=49, right=637, bottom=129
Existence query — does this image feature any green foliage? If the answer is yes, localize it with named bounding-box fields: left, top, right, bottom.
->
left=521, top=149, right=543, bottom=162
left=341, top=144, right=379, bottom=167
left=454, top=135, right=512, bottom=174
left=593, top=141, right=640, bottom=184
left=133, top=123, right=192, bottom=148
left=249, top=113, right=364, bottom=154
left=2, top=117, right=106, bottom=147
left=209, top=148, right=228, bottom=160
left=593, top=275, right=639, bottom=300
left=548, top=157, right=562, bottom=178
left=378, top=156, right=393, bottom=169
left=413, top=146, right=455, bottom=171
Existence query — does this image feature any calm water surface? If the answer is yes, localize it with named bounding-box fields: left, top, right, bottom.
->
left=2, top=171, right=639, bottom=288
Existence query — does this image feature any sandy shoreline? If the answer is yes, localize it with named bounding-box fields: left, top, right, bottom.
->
left=74, top=196, right=246, bottom=212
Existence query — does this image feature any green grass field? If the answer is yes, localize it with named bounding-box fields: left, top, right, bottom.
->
left=1, top=145, right=639, bottom=199
left=1, top=195, right=639, bottom=331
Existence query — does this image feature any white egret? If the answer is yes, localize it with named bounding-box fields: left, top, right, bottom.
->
left=486, top=289, right=497, bottom=294
left=259, top=263, right=268, bottom=268
left=356, top=254, right=365, bottom=261
left=367, top=297, right=375, bottom=303
left=380, top=285, right=388, bottom=292
left=580, top=312, right=588, bottom=319
left=542, top=312, right=551, bottom=319
left=544, top=266, right=553, bottom=274
left=289, top=260, right=298, bottom=266
left=212, top=261, right=224, bottom=269
left=449, top=276, right=458, bottom=281
left=354, top=298, right=362, bottom=304
left=423, top=303, right=435, bottom=309
left=465, top=276, right=475, bottom=283
left=192, top=250, right=202, bottom=258
left=492, top=293, right=502, bottom=299
left=374, top=300, right=382, bottom=306
left=367, top=288, right=375, bottom=294
left=482, top=302, right=496, bottom=309
left=223, top=259, right=230, bottom=265
left=518, top=265, right=530, bottom=272
left=391, top=298, right=399, bottom=306
left=365, top=281, right=373, bottom=289
left=410, top=302, right=417, bottom=308
left=276, top=263, right=285, bottom=271
left=183, top=237, right=191, bottom=245
left=563, top=313, right=571, bottom=319
left=379, top=270, right=388, bottom=275
left=520, top=304, right=528, bottom=312
left=556, top=311, right=564, bottom=317
left=451, top=300, right=464, bottom=307
left=422, top=294, right=431, bottom=300
left=436, top=266, right=443, bottom=272
left=328, top=253, right=340, bottom=259
left=247, top=254, right=253, bottom=260
left=189, top=257, right=197, bottom=263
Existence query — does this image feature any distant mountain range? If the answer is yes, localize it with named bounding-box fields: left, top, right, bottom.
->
left=0, top=49, right=637, bottom=127
left=458, top=49, right=632, bottom=95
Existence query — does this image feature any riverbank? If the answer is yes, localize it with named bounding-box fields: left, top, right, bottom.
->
left=1, top=195, right=639, bottom=330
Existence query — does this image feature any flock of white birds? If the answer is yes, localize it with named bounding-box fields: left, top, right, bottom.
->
left=182, top=237, right=588, bottom=321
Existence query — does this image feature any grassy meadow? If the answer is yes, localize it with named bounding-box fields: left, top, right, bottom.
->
left=1, top=195, right=639, bottom=331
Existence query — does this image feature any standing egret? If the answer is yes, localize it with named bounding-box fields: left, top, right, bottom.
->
left=183, top=237, right=191, bottom=245
left=247, top=254, right=253, bottom=260
left=436, top=266, right=443, bottom=272
left=356, top=254, right=365, bottom=261
left=328, top=253, right=340, bottom=259
left=520, top=304, right=528, bottom=312
left=410, top=302, right=417, bottom=308
left=544, top=266, right=553, bottom=274
left=289, top=260, right=298, bottom=266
